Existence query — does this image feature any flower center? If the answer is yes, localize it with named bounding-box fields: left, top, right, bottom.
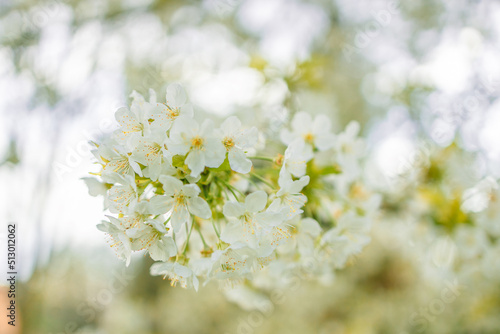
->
left=191, top=136, right=204, bottom=149
left=303, top=133, right=314, bottom=144
left=341, top=143, right=352, bottom=154
left=349, top=183, right=367, bottom=200
left=168, top=106, right=180, bottom=119
left=223, top=136, right=235, bottom=150
left=175, top=193, right=186, bottom=207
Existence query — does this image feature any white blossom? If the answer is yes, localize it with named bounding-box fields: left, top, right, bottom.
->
left=218, top=116, right=258, bottom=174
left=269, top=169, right=309, bottom=219
left=281, top=111, right=335, bottom=151
left=282, top=139, right=313, bottom=177
left=209, top=243, right=258, bottom=281
left=106, top=175, right=138, bottom=214
left=113, top=91, right=152, bottom=144
left=150, top=262, right=199, bottom=291
left=148, top=175, right=211, bottom=232
left=334, top=121, right=364, bottom=171
left=148, top=83, right=194, bottom=136
left=97, top=217, right=133, bottom=266
left=221, top=191, right=285, bottom=249
left=279, top=217, right=321, bottom=257
left=86, top=83, right=379, bottom=293
left=168, top=116, right=226, bottom=177
left=131, top=133, right=174, bottom=181
left=320, top=211, right=371, bottom=268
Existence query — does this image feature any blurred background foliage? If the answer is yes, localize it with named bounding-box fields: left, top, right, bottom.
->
left=1, top=0, right=500, bottom=333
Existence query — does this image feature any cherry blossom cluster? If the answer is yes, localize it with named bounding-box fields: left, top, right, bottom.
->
left=380, top=145, right=500, bottom=287
left=84, top=83, right=380, bottom=291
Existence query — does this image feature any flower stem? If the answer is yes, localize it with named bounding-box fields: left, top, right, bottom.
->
left=212, top=220, right=221, bottom=239
left=182, top=220, right=195, bottom=255
left=250, top=172, right=275, bottom=189
left=195, top=222, right=209, bottom=249
left=218, top=178, right=244, bottom=200
left=249, top=156, right=274, bottom=162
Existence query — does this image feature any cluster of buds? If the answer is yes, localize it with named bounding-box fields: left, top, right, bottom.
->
left=84, top=83, right=380, bottom=291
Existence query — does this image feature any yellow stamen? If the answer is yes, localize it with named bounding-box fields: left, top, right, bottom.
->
left=303, top=133, right=314, bottom=144
left=223, top=137, right=235, bottom=150
left=191, top=136, right=204, bottom=149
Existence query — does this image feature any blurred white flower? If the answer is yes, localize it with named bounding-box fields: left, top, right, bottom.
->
left=269, top=169, right=309, bottom=219
left=279, top=217, right=321, bottom=257
left=210, top=243, right=257, bottom=281
left=461, top=177, right=498, bottom=213
left=282, top=139, right=313, bottom=177
left=334, top=121, right=364, bottom=170
left=320, top=212, right=371, bottom=268
left=280, top=111, right=335, bottom=151
left=454, top=225, right=488, bottom=259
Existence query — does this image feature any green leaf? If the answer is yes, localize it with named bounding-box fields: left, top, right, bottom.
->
left=319, top=164, right=342, bottom=175
left=209, top=156, right=230, bottom=172
left=172, top=154, right=186, bottom=168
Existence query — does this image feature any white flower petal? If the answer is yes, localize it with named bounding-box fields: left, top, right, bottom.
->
left=221, top=116, right=241, bottom=135
left=288, top=175, right=310, bottom=194
left=182, top=184, right=201, bottom=198
left=149, top=196, right=175, bottom=215
left=166, top=83, right=187, bottom=108
left=166, top=137, right=190, bottom=155
left=204, top=139, right=226, bottom=168
left=220, top=221, right=245, bottom=244
left=280, top=128, right=295, bottom=145
left=255, top=211, right=284, bottom=227
left=291, top=112, right=312, bottom=134
left=173, top=263, right=192, bottom=278
left=148, top=219, right=168, bottom=233
left=192, top=275, right=199, bottom=291
left=300, top=218, right=322, bottom=237
left=170, top=204, right=190, bottom=233
left=236, top=126, right=259, bottom=148
left=180, top=103, right=194, bottom=118
left=185, top=150, right=206, bottom=177
left=148, top=159, right=163, bottom=181
left=171, top=116, right=199, bottom=138
left=148, top=104, right=175, bottom=131
left=315, top=133, right=335, bottom=151
left=199, top=119, right=215, bottom=137
left=149, top=237, right=176, bottom=262
left=115, top=107, right=141, bottom=132
left=82, top=177, right=107, bottom=197
left=187, top=197, right=211, bottom=219
left=313, top=114, right=332, bottom=134
left=223, top=202, right=246, bottom=218
left=159, top=175, right=184, bottom=196
left=228, top=149, right=252, bottom=174
left=245, top=191, right=268, bottom=213
left=150, top=262, right=174, bottom=276
left=346, top=121, right=360, bottom=137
